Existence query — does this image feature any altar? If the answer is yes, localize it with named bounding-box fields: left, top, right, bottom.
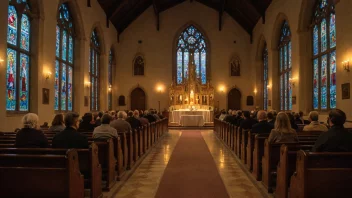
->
left=171, top=110, right=213, bottom=126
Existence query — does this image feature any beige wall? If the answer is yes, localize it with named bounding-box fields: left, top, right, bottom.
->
left=115, top=1, right=255, bottom=112
left=0, top=0, right=117, bottom=131
left=251, top=0, right=352, bottom=121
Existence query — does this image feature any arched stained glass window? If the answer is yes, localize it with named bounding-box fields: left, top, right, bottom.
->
left=108, top=50, right=114, bottom=111
left=90, top=29, right=100, bottom=111
left=176, top=25, right=208, bottom=84
left=263, top=43, right=269, bottom=110
left=55, top=3, right=74, bottom=111
left=312, top=0, right=336, bottom=110
left=279, top=21, right=292, bottom=111
left=6, top=0, right=32, bottom=112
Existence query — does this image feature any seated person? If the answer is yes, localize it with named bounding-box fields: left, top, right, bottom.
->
left=251, top=110, right=274, bottom=134
left=313, top=109, right=352, bottom=152
left=40, top=122, right=49, bottom=129
left=294, top=113, right=304, bottom=125
left=94, top=112, right=103, bottom=126
left=287, top=113, right=299, bottom=131
left=235, top=111, right=243, bottom=126
left=218, top=110, right=227, bottom=121
left=126, top=111, right=142, bottom=129
left=136, top=110, right=149, bottom=126
left=15, top=113, right=49, bottom=148
left=144, top=110, right=156, bottom=123
left=224, top=110, right=237, bottom=125
left=303, top=111, right=328, bottom=132
left=267, top=111, right=275, bottom=125
left=49, top=113, right=65, bottom=132
left=52, top=112, right=89, bottom=149
left=78, top=113, right=96, bottom=131
left=110, top=111, right=132, bottom=133
left=268, top=112, right=298, bottom=143
left=240, top=111, right=258, bottom=130
left=93, top=114, right=118, bottom=139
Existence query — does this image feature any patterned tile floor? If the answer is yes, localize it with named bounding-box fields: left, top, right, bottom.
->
left=110, top=130, right=269, bottom=198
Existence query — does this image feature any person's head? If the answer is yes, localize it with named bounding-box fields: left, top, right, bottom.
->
left=110, top=111, right=116, bottom=116
left=221, top=110, right=226, bottom=115
left=22, top=113, right=39, bottom=129
left=98, top=112, right=103, bottom=119
left=64, top=112, right=80, bottom=129
left=257, top=110, right=267, bottom=121
left=274, top=112, right=293, bottom=132
left=286, top=112, right=294, bottom=122
left=144, top=110, right=149, bottom=115
left=231, top=110, right=237, bottom=116
left=328, top=109, right=346, bottom=126
left=237, top=111, right=243, bottom=117
left=308, top=111, right=319, bottom=122
left=299, top=111, right=304, bottom=117
left=243, top=111, right=251, bottom=119
left=101, top=114, right=112, bottom=125
left=82, top=113, right=93, bottom=123
left=14, top=128, right=20, bottom=133
left=117, top=111, right=126, bottom=119
left=228, top=109, right=232, bottom=114
left=127, top=111, right=133, bottom=117
left=267, top=112, right=274, bottom=120
left=133, top=110, right=140, bottom=118
left=52, top=114, right=64, bottom=126
left=294, top=113, right=300, bottom=120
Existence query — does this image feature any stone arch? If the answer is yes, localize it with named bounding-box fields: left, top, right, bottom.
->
left=271, top=13, right=290, bottom=50
left=90, top=22, right=106, bottom=55
left=132, top=53, right=145, bottom=76
left=256, top=34, right=267, bottom=61
left=172, top=21, right=211, bottom=83
left=298, top=0, right=316, bottom=32
left=129, top=84, right=148, bottom=110
left=227, top=87, right=242, bottom=110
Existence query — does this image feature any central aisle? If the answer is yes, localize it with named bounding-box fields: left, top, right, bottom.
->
left=113, top=130, right=265, bottom=198
left=155, top=131, right=229, bottom=198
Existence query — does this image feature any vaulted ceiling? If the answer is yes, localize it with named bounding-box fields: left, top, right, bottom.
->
left=97, top=0, right=272, bottom=36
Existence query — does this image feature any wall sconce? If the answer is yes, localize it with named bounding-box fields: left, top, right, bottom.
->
left=108, top=85, right=112, bottom=92
left=85, top=81, right=91, bottom=88
left=267, top=84, right=272, bottom=89
left=0, top=58, right=4, bottom=63
left=157, top=86, right=163, bottom=93
left=45, top=71, right=52, bottom=80
left=289, top=78, right=297, bottom=87
left=343, top=60, right=350, bottom=72
left=254, top=88, right=257, bottom=95
left=219, top=86, right=225, bottom=93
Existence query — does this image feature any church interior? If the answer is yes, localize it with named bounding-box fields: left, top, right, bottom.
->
left=1, top=0, right=352, bottom=197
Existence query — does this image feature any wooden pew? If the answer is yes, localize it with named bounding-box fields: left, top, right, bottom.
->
left=240, top=129, right=250, bottom=164
left=111, top=137, right=125, bottom=180
left=275, top=144, right=313, bottom=198
left=0, top=144, right=102, bottom=198
left=261, top=140, right=316, bottom=193
left=289, top=151, right=352, bottom=198
left=0, top=149, right=85, bottom=198
left=117, top=132, right=129, bottom=170
left=252, top=134, right=269, bottom=180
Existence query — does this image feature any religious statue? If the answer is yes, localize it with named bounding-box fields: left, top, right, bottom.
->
left=231, top=58, right=241, bottom=76
left=133, top=55, right=145, bottom=76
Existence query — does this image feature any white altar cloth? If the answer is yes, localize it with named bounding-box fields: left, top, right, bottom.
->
left=179, top=115, right=204, bottom=126
left=171, top=110, right=212, bottom=123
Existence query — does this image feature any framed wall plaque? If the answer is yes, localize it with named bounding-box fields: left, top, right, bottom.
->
left=342, top=83, right=350, bottom=100
left=42, top=88, right=49, bottom=104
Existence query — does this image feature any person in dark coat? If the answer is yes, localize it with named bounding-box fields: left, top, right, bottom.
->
left=251, top=110, right=274, bottom=134
left=144, top=110, right=156, bottom=123
left=78, top=113, right=96, bottom=131
left=15, top=113, right=49, bottom=148
left=52, top=112, right=89, bottom=149
left=235, top=111, right=243, bottom=126
left=126, top=111, right=142, bottom=129
left=240, top=111, right=258, bottom=130
left=287, top=113, right=299, bottom=131
left=313, top=109, right=352, bottom=152
left=267, top=111, right=275, bottom=125
left=224, top=111, right=237, bottom=125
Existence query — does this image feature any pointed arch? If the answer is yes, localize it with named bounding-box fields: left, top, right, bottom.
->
left=89, top=27, right=102, bottom=111
left=58, top=0, right=86, bottom=40
left=271, top=13, right=290, bottom=50
left=172, top=22, right=211, bottom=85
left=256, top=35, right=267, bottom=61
left=133, top=53, right=145, bottom=76
left=90, top=22, right=106, bottom=55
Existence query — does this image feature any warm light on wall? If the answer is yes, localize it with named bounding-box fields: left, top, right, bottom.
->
left=44, top=71, right=52, bottom=80
left=156, top=84, right=164, bottom=93
left=108, top=85, right=112, bottom=92
left=0, top=58, right=4, bottom=63
left=289, top=77, right=297, bottom=87
left=219, top=85, right=225, bottom=93
left=254, top=88, right=257, bottom=94
left=342, top=60, right=350, bottom=72
left=85, top=81, right=91, bottom=88
left=267, top=84, right=272, bottom=89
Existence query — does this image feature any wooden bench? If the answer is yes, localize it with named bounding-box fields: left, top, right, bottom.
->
left=240, top=129, right=250, bottom=164
left=289, top=151, right=352, bottom=198
left=275, top=144, right=313, bottom=198
left=0, top=149, right=85, bottom=198
left=252, top=134, right=269, bottom=180
left=0, top=144, right=102, bottom=198
left=261, top=141, right=316, bottom=193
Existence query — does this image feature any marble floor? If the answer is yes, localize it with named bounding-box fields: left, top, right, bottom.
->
left=110, top=130, right=268, bottom=198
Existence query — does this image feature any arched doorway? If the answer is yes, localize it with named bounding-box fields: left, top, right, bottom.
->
left=228, top=88, right=241, bottom=110
left=131, top=88, right=146, bottom=110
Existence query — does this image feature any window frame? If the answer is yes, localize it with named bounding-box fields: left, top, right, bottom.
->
left=263, top=43, right=268, bottom=110
left=89, top=30, right=100, bottom=111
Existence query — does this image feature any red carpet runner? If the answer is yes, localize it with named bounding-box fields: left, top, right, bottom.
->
left=155, top=131, right=229, bottom=198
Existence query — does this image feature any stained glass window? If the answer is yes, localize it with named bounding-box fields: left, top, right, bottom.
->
left=263, top=43, right=268, bottom=110
left=108, top=50, right=114, bottom=111
left=90, top=29, right=100, bottom=111
left=279, top=21, right=292, bottom=111
left=55, top=3, right=74, bottom=111
left=175, top=25, right=208, bottom=84
left=312, top=0, right=336, bottom=110
left=6, top=0, right=31, bottom=112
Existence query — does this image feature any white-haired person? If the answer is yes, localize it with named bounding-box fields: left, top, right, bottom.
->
left=15, top=113, right=49, bottom=148
left=110, top=111, right=132, bottom=133
left=303, top=111, right=328, bottom=132
left=136, top=110, right=149, bottom=126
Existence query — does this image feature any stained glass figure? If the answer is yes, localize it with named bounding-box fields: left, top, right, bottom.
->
left=312, top=0, right=336, bottom=110
left=56, top=3, right=74, bottom=111
left=6, top=0, right=31, bottom=112
left=176, top=25, right=208, bottom=84
left=90, top=29, right=100, bottom=111
left=279, top=20, right=292, bottom=111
